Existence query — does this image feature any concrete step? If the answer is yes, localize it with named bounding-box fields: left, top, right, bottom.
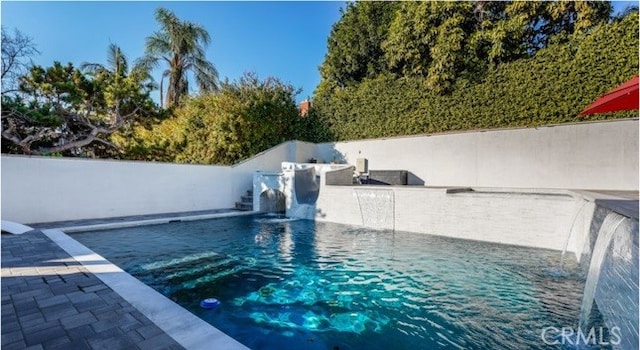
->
left=235, top=202, right=253, bottom=211
left=241, top=195, right=253, bottom=203
left=247, top=190, right=253, bottom=197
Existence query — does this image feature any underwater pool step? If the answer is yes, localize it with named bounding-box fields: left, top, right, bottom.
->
left=164, top=259, right=237, bottom=283
left=176, top=266, right=243, bottom=290
left=139, top=252, right=220, bottom=271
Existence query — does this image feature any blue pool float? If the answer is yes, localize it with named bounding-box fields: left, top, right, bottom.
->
left=200, top=298, right=221, bottom=309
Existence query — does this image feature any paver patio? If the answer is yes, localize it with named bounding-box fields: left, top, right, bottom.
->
left=1, top=230, right=184, bottom=350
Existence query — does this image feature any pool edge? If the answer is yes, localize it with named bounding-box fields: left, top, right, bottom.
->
left=41, top=226, right=251, bottom=350
left=55, top=210, right=259, bottom=233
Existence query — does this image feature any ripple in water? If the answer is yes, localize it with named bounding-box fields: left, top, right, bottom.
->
left=73, top=215, right=589, bottom=350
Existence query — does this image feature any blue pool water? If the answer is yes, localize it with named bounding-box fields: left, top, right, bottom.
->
left=72, top=214, right=590, bottom=349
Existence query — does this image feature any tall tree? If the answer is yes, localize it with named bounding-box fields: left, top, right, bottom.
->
left=319, top=1, right=399, bottom=88
left=469, top=1, right=612, bottom=65
left=382, top=2, right=475, bottom=93
left=318, top=0, right=612, bottom=95
left=82, top=43, right=130, bottom=79
left=137, top=7, right=218, bottom=108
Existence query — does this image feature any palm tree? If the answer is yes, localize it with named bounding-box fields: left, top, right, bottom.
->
left=81, top=43, right=129, bottom=78
left=136, top=7, right=219, bottom=108
left=81, top=43, right=155, bottom=95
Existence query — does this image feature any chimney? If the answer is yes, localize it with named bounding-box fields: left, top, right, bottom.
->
left=299, top=99, right=311, bottom=117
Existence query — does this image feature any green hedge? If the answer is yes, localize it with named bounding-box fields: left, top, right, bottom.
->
left=313, top=12, right=639, bottom=141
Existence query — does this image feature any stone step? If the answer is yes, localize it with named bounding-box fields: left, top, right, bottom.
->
left=247, top=190, right=253, bottom=197
left=235, top=202, right=253, bottom=211
left=241, top=195, right=253, bottom=203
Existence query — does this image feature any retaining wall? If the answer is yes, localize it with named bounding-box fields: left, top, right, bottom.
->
left=2, top=120, right=637, bottom=224
left=1, top=156, right=233, bottom=224
left=316, top=119, right=639, bottom=191
left=1, top=141, right=316, bottom=224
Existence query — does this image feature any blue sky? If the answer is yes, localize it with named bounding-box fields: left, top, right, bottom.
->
left=1, top=1, right=636, bottom=104
left=1, top=1, right=344, bottom=103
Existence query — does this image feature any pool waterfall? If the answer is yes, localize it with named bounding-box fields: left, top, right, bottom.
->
left=259, top=189, right=286, bottom=213
left=561, top=199, right=590, bottom=262
left=353, top=188, right=395, bottom=231
left=579, top=210, right=639, bottom=349
left=253, top=162, right=353, bottom=220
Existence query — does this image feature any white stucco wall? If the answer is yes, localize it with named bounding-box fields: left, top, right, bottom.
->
left=294, top=141, right=319, bottom=164
left=1, top=156, right=234, bottom=224
left=1, top=140, right=324, bottom=224
left=316, top=119, right=639, bottom=191
left=2, top=120, right=636, bottom=224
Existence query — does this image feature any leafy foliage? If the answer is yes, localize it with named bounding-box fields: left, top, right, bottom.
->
left=469, top=1, right=612, bottom=64
left=319, top=1, right=612, bottom=96
left=383, top=2, right=475, bottom=93
left=313, top=11, right=638, bottom=141
left=319, top=1, right=399, bottom=88
left=3, top=4, right=634, bottom=164
left=115, top=73, right=329, bottom=164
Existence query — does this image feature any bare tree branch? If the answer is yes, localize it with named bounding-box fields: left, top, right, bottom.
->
left=1, top=95, right=142, bottom=155
left=1, top=27, right=39, bottom=93
left=92, top=137, right=119, bottom=148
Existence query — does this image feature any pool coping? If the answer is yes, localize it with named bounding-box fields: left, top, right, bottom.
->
left=42, top=211, right=258, bottom=350
left=56, top=210, right=258, bottom=233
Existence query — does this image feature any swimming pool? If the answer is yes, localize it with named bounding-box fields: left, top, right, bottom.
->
left=72, top=214, right=591, bottom=349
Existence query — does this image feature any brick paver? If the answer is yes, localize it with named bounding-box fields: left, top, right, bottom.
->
left=1, top=231, right=184, bottom=350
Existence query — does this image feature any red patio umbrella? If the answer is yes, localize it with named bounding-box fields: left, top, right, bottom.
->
left=579, top=75, right=639, bottom=115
